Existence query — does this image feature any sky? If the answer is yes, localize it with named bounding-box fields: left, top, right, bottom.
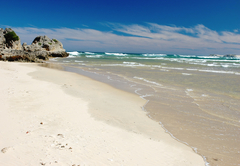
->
left=1, top=0, right=240, bottom=55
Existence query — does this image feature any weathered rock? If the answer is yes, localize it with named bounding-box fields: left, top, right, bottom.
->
left=2, top=28, right=22, bottom=50
left=0, top=49, right=48, bottom=62
left=0, top=28, right=69, bottom=62
left=48, top=51, right=69, bottom=57
left=23, top=42, right=44, bottom=52
left=30, top=35, right=65, bottom=52
left=0, top=28, right=6, bottom=49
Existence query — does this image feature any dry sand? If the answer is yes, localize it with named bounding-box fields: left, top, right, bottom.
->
left=0, top=61, right=205, bottom=166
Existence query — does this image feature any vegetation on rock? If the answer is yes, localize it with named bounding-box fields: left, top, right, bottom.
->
left=4, top=31, right=19, bottom=43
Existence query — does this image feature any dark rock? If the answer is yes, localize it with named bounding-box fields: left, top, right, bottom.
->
left=209, top=54, right=223, bottom=57
left=224, top=54, right=236, bottom=57
left=0, top=49, right=47, bottom=62
left=209, top=54, right=240, bottom=58
left=49, top=51, right=69, bottom=57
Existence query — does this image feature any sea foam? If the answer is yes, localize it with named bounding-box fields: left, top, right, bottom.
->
left=67, top=51, right=79, bottom=56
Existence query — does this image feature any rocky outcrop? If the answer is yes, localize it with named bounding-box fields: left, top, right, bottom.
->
left=0, top=28, right=69, bottom=62
left=0, top=49, right=49, bottom=62
left=23, top=35, right=65, bottom=52
left=223, top=54, right=240, bottom=58
left=209, top=54, right=223, bottom=57
left=0, top=29, right=6, bottom=49
left=0, top=28, right=22, bottom=50
left=31, top=36, right=65, bottom=52
left=209, top=54, right=240, bottom=58
left=22, top=35, right=69, bottom=59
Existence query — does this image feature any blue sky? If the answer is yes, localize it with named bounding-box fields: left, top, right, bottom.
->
left=1, top=0, right=240, bottom=55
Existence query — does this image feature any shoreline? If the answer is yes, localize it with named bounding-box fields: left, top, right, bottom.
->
left=0, top=61, right=205, bottom=165
left=57, top=54, right=240, bottom=166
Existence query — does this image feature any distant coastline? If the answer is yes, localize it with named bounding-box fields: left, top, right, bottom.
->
left=209, top=54, right=240, bottom=58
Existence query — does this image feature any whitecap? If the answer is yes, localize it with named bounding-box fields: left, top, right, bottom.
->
left=233, top=63, right=240, bottom=66
left=207, top=64, right=220, bottom=67
left=67, top=51, right=79, bottom=56
left=179, top=54, right=197, bottom=58
left=105, top=52, right=127, bottom=56
left=132, top=57, right=164, bottom=60
left=123, top=61, right=138, bottom=65
left=86, top=55, right=102, bottom=58
left=201, top=56, right=220, bottom=59
left=85, top=52, right=95, bottom=54
left=142, top=53, right=167, bottom=57
left=221, top=65, right=229, bottom=68
left=186, top=68, right=198, bottom=71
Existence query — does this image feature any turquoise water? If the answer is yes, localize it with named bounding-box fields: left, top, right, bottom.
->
left=48, top=51, right=240, bottom=166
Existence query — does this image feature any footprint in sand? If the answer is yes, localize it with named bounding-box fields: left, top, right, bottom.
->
left=1, top=147, right=12, bottom=153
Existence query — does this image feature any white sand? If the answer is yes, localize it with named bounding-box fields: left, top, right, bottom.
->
left=0, top=61, right=205, bottom=166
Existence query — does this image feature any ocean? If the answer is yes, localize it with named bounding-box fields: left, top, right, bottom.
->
left=46, top=51, right=240, bottom=166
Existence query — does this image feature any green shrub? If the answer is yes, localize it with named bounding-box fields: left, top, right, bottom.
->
left=38, top=43, right=42, bottom=45
left=53, top=39, right=58, bottom=42
left=4, top=31, right=19, bottom=43
left=48, top=42, right=52, bottom=45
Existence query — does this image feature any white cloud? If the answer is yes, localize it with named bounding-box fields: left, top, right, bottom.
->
left=11, top=23, right=240, bottom=55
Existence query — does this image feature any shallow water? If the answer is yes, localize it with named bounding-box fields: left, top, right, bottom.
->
left=47, top=52, right=240, bottom=166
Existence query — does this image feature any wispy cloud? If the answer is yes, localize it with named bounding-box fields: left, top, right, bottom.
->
left=10, top=23, right=240, bottom=55
left=234, top=29, right=239, bottom=33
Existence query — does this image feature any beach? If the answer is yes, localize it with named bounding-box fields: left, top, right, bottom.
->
left=0, top=61, right=205, bottom=166
left=52, top=52, right=240, bottom=166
